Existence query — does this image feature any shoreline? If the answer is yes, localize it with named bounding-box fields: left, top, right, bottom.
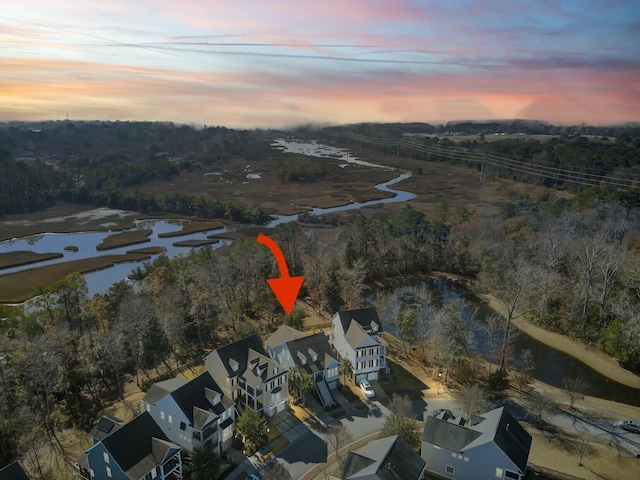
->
left=432, top=272, right=640, bottom=390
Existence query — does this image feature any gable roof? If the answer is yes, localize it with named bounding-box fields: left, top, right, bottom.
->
left=204, top=334, right=267, bottom=377
left=285, top=332, right=338, bottom=374
left=342, top=435, right=425, bottom=480
left=334, top=307, right=382, bottom=336
left=0, top=462, right=30, bottom=480
left=421, top=407, right=531, bottom=472
left=171, top=372, right=230, bottom=427
left=265, top=324, right=305, bottom=349
left=242, top=349, right=283, bottom=386
left=141, top=377, right=189, bottom=405
left=344, top=321, right=380, bottom=350
left=101, top=412, right=181, bottom=480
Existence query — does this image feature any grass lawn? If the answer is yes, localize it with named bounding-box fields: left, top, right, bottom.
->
left=380, top=359, right=428, bottom=395
left=96, top=229, right=152, bottom=250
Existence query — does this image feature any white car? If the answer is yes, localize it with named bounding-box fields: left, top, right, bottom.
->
left=359, top=380, right=375, bottom=398
left=614, top=420, right=640, bottom=433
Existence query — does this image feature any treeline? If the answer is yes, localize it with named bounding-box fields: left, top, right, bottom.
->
left=0, top=122, right=273, bottom=220
left=1, top=184, right=640, bottom=474
left=321, top=125, right=640, bottom=194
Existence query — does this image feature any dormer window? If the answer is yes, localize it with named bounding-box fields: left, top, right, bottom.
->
left=309, top=348, right=318, bottom=362
left=370, top=321, right=378, bottom=332
left=229, top=358, right=239, bottom=372
left=297, top=351, right=307, bottom=365
left=205, top=387, right=221, bottom=406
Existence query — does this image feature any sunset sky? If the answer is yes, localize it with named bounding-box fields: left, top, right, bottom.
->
left=2, top=1, right=638, bottom=128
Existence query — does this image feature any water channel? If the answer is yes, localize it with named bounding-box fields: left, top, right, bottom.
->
left=383, top=279, right=640, bottom=406
left=1, top=139, right=639, bottom=405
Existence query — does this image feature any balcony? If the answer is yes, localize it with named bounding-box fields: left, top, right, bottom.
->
left=162, top=454, right=181, bottom=477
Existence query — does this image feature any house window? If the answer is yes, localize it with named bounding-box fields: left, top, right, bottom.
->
left=168, top=415, right=173, bottom=424
left=180, top=421, right=186, bottom=431
left=146, top=403, right=150, bottom=412
left=103, top=452, right=109, bottom=464
left=446, top=465, right=455, bottom=475
left=505, top=471, right=519, bottom=479
left=106, top=466, right=112, bottom=478
left=495, top=468, right=503, bottom=477
left=160, top=411, right=165, bottom=420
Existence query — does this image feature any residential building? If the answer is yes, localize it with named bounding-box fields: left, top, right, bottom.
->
left=330, top=307, right=387, bottom=382
left=266, top=325, right=340, bottom=408
left=0, top=461, right=30, bottom=480
left=73, top=412, right=182, bottom=480
left=341, top=435, right=426, bottom=480
left=139, top=371, right=235, bottom=453
left=204, top=334, right=289, bottom=416
left=421, top=406, right=531, bottom=480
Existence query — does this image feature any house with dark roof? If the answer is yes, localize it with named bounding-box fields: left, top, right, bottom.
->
left=330, top=307, right=387, bottom=383
left=73, top=412, right=182, bottom=480
left=266, top=326, right=340, bottom=408
left=421, top=406, right=531, bottom=480
left=341, top=435, right=426, bottom=480
left=0, top=461, right=30, bottom=480
left=139, top=371, right=235, bottom=453
left=204, top=334, right=289, bottom=416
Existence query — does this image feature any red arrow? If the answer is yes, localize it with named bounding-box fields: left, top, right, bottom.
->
left=257, top=234, right=304, bottom=316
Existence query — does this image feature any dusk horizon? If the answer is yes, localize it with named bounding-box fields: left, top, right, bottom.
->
left=2, top=1, right=638, bottom=129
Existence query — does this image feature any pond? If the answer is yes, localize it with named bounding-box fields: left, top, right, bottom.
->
left=383, top=279, right=640, bottom=406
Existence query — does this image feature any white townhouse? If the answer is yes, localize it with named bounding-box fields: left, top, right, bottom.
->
left=330, top=307, right=387, bottom=383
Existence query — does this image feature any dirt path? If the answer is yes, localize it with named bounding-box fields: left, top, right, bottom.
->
left=433, top=272, right=640, bottom=389
left=480, top=292, right=640, bottom=389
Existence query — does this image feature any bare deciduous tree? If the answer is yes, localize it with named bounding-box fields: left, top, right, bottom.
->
left=563, top=376, right=590, bottom=408
left=326, top=424, right=351, bottom=464
left=528, top=391, right=555, bottom=421
left=453, top=384, right=487, bottom=421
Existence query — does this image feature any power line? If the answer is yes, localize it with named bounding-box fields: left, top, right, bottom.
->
left=323, top=130, right=639, bottom=191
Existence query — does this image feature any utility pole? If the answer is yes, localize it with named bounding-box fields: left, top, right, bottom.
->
left=480, top=151, right=486, bottom=185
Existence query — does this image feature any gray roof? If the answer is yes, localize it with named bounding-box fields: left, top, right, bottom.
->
left=204, top=334, right=268, bottom=377
left=0, top=462, right=30, bottom=480
left=344, top=321, right=380, bottom=350
left=342, top=435, right=425, bottom=480
left=421, top=407, right=531, bottom=473
left=422, top=416, right=482, bottom=451
left=141, top=377, right=189, bottom=405
left=285, top=332, right=338, bottom=375
left=101, top=412, right=181, bottom=480
left=335, top=307, right=382, bottom=336
left=265, top=325, right=305, bottom=349
left=143, top=372, right=231, bottom=431
left=242, top=349, right=283, bottom=387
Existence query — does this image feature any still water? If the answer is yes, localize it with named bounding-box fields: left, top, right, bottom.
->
left=384, top=279, right=640, bottom=406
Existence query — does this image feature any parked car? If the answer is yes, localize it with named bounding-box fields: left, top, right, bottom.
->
left=430, top=408, right=456, bottom=419
left=359, top=379, right=375, bottom=398
left=614, top=420, right=640, bottom=433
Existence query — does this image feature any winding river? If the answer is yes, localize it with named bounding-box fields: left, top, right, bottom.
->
left=1, top=139, right=639, bottom=404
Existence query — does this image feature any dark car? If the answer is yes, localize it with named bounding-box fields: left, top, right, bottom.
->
left=431, top=409, right=456, bottom=419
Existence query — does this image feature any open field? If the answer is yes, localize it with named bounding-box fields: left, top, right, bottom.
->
left=0, top=251, right=63, bottom=269
left=0, top=254, right=150, bottom=303
left=96, top=229, right=152, bottom=250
